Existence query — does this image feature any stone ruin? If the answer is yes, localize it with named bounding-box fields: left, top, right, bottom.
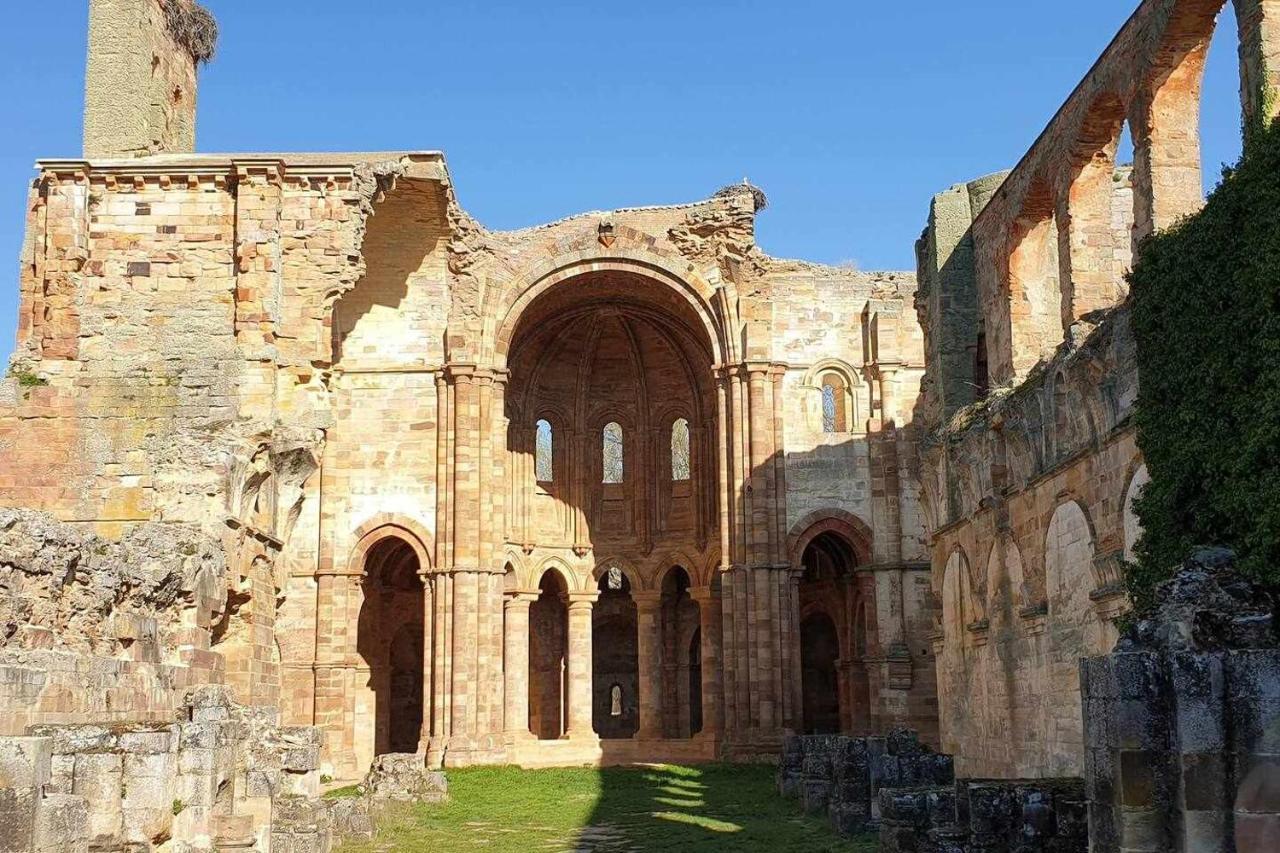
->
left=0, top=684, right=449, bottom=852
left=777, top=729, right=954, bottom=836
left=778, top=731, right=1089, bottom=851
left=1082, top=548, right=1280, bottom=852
left=878, top=778, right=1087, bottom=852
left=1, top=686, right=327, bottom=852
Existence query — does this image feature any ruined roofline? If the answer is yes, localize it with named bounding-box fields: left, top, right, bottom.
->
left=484, top=192, right=755, bottom=238
left=34, top=150, right=446, bottom=178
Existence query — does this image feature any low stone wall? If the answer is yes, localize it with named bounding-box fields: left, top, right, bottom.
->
left=777, top=731, right=1087, bottom=851
left=1, top=686, right=330, bottom=852
left=1082, top=549, right=1280, bottom=852
left=878, top=778, right=1087, bottom=852
left=777, top=730, right=954, bottom=837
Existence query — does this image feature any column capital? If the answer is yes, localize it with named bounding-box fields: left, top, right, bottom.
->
left=566, top=591, right=599, bottom=609
left=688, top=585, right=718, bottom=605
left=503, top=591, right=538, bottom=607
left=632, top=590, right=663, bottom=607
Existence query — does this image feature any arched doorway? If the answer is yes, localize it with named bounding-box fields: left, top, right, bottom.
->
left=795, top=522, right=869, bottom=735
left=660, top=566, right=700, bottom=738
left=592, top=566, right=638, bottom=738
left=800, top=612, right=841, bottom=734
left=355, top=536, right=424, bottom=756
left=529, top=569, right=569, bottom=740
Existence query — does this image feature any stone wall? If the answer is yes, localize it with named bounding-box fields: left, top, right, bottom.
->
left=1, top=686, right=330, bottom=853
left=0, top=509, right=229, bottom=734
left=912, top=0, right=1280, bottom=779
left=1082, top=550, right=1280, bottom=851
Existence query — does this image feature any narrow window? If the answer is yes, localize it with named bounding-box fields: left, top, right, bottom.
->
left=821, top=374, right=848, bottom=433
left=602, top=422, right=624, bottom=484
left=671, top=418, right=691, bottom=481
left=535, top=419, right=553, bottom=483
left=610, top=684, right=623, bottom=716
left=974, top=329, right=990, bottom=399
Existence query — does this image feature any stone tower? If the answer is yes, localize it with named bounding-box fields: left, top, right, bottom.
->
left=83, top=0, right=216, bottom=158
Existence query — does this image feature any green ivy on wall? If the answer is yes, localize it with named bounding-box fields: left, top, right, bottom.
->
left=1129, top=118, right=1280, bottom=608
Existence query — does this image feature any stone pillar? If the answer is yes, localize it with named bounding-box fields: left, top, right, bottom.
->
left=1236, top=0, right=1280, bottom=135
left=690, top=585, right=723, bottom=740
left=503, top=593, right=536, bottom=741
left=565, top=592, right=599, bottom=740
left=634, top=591, right=664, bottom=740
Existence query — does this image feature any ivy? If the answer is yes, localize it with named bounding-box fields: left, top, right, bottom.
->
left=1128, top=119, right=1280, bottom=609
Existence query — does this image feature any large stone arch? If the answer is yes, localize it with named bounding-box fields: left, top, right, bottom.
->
left=491, top=251, right=732, bottom=367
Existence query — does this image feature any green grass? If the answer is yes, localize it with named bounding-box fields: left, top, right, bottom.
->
left=336, top=763, right=875, bottom=852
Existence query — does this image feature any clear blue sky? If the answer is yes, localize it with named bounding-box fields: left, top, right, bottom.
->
left=0, top=1, right=1245, bottom=365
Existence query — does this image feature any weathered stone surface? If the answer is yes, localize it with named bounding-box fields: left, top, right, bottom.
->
left=1083, top=551, right=1280, bottom=852
left=363, top=753, right=448, bottom=803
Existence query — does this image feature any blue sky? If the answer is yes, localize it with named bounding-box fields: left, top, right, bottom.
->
left=0, top=1, right=1246, bottom=364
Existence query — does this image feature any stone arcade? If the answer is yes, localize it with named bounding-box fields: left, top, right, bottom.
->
left=1, top=0, right=1278, bottom=850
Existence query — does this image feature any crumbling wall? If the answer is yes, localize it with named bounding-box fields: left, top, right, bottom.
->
left=1082, top=549, right=1280, bottom=851
left=1, top=686, right=331, bottom=853
left=918, top=307, right=1141, bottom=778
left=0, top=508, right=228, bottom=734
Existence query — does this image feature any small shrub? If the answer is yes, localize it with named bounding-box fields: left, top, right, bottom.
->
left=8, top=369, right=47, bottom=388
left=172, top=798, right=186, bottom=816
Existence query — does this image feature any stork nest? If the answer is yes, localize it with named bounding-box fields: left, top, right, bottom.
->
left=164, top=0, right=219, bottom=65
left=714, top=182, right=768, bottom=212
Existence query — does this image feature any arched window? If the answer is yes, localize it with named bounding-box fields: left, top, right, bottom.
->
left=821, top=373, right=848, bottom=433
left=535, top=419, right=553, bottom=483
left=602, top=422, right=624, bottom=484
left=671, top=418, right=691, bottom=481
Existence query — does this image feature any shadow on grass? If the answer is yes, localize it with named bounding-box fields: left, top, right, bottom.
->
left=578, top=763, right=873, bottom=852
left=335, top=763, right=873, bottom=853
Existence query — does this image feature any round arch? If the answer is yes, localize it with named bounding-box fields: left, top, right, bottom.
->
left=788, top=509, right=874, bottom=568
left=348, top=514, right=435, bottom=577
left=654, top=548, right=708, bottom=587
left=492, top=253, right=730, bottom=366
left=530, top=555, right=579, bottom=592
left=591, top=555, right=645, bottom=592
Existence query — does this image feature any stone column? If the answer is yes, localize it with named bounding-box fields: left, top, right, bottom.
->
left=1238, top=0, right=1280, bottom=133
left=503, top=593, right=536, bottom=741
left=634, top=590, right=664, bottom=740
left=785, top=569, right=805, bottom=734
left=690, top=585, right=723, bottom=740
left=565, top=591, right=599, bottom=740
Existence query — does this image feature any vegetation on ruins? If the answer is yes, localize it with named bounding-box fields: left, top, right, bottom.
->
left=1129, top=119, right=1280, bottom=607
left=335, top=763, right=873, bottom=852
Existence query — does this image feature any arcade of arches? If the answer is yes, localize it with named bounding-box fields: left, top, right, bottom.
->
left=313, top=261, right=934, bottom=774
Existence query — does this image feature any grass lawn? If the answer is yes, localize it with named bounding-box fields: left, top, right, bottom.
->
left=335, top=763, right=876, bottom=852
